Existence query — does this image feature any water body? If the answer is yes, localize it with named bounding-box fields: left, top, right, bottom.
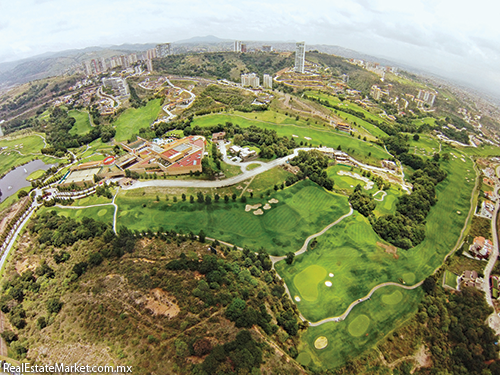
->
left=0, top=160, right=55, bottom=203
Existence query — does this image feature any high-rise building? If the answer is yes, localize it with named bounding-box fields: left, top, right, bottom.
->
left=128, top=53, right=138, bottom=65
left=241, top=44, right=247, bottom=53
left=82, top=61, right=93, bottom=76
left=120, top=55, right=130, bottom=68
left=234, top=41, right=242, bottom=52
left=417, top=89, right=437, bottom=106
left=156, top=43, right=171, bottom=58
left=146, top=59, right=154, bottom=72
left=294, top=42, right=306, bottom=73
left=262, top=45, right=273, bottom=52
left=241, top=73, right=260, bottom=88
left=146, top=48, right=157, bottom=60
left=263, top=74, right=273, bottom=89
left=99, top=58, right=108, bottom=73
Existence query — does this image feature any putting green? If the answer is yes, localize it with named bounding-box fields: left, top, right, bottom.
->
left=296, top=352, right=312, bottom=366
left=381, top=290, right=403, bottom=305
left=348, top=314, right=370, bottom=337
left=294, top=265, right=327, bottom=301
left=120, top=210, right=128, bottom=216
left=79, top=197, right=89, bottom=204
left=97, top=209, right=108, bottom=217
left=403, top=272, right=416, bottom=284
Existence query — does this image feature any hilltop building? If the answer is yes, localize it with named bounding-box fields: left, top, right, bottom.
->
left=469, top=236, right=493, bottom=260
left=102, top=77, right=129, bottom=99
left=263, top=74, right=273, bottom=89
left=294, top=42, right=306, bottom=73
left=156, top=43, right=171, bottom=58
left=241, top=73, right=260, bottom=88
left=370, top=85, right=390, bottom=100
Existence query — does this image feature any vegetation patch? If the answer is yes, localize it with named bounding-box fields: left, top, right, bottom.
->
left=348, top=314, right=371, bottom=337
left=293, top=265, right=327, bottom=302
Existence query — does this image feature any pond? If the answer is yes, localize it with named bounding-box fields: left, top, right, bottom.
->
left=0, top=159, right=56, bottom=203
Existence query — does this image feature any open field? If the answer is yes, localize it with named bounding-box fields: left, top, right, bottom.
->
left=114, top=99, right=162, bottom=142
left=276, top=155, right=474, bottom=367
left=303, top=91, right=390, bottom=139
left=296, top=286, right=423, bottom=369
left=69, top=110, right=92, bottom=136
left=444, top=270, right=458, bottom=289
left=191, top=113, right=391, bottom=165
left=115, top=179, right=349, bottom=255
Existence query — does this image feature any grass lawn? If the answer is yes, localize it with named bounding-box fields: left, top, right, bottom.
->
left=114, top=99, right=163, bottom=142
left=220, top=162, right=242, bottom=178
left=408, top=134, right=440, bottom=157
left=115, top=179, right=350, bottom=256
left=39, top=205, right=114, bottom=225
left=444, top=270, right=458, bottom=289
left=27, top=169, right=45, bottom=180
left=296, top=286, right=423, bottom=370
left=69, top=110, right=92, bottom=136
left=246, top=163, right=261, bottom=171
left=326, top=165, right=376, bottom=194
left=191, top=114, right=391, bottom=165
left=276, top=156, right=474, bottom=368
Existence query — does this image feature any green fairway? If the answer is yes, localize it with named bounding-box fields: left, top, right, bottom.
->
left=408, top=133, right=440, bottom=157
left=0, top=134, right=62, bottom=175
left=276, top=155, right=474, bottom=368
left=69, top=110, right=92, bottom=136
left=278, top=156, right=474, bottom=321
left=114, top=99, right=162, bottom=142
left=39, top=205, right=114, bottom=224
left=293, top=265, right=327, bottom=301
left=326, top=165, right=376, bottom=193
left=115, top=179, right=350, bottom=256
left=298, top=286, right=423, bottom=369
left=191, top=113, right=391, bottom=165
left=27, top=169, right=45, bottom=180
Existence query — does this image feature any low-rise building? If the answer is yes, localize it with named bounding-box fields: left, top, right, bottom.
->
left=480, top=200, right=495, bottom=219
left=316, top=147, right=349, bottom=163
left=229, top=145, right=256, bottom=161
left=212, top=132, right=226, bottom=141
left=469, top=236, right=493, bottom=260
left=335, top=122, right=351, bottom=133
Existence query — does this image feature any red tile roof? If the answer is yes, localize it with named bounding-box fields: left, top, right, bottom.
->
left=170, top=151, right=202, bottom=168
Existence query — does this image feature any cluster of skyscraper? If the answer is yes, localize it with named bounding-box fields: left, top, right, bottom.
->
left=82, top=43, right=172, bottom=76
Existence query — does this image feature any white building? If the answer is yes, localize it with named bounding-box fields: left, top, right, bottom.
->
left=263, top=74, right=273, bottom=89
left=241, top=73, right=260, bottom=88
left=417, top=89, right=437, bottom=106
left=294, top=42, right=306, bottom=73
left=234, top=41, right=242, bottom=53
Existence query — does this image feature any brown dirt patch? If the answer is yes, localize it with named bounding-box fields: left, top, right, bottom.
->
left=15, top=257, right=38, bottom=275
left=132, top=258, right=156, bottom=264
left=138, top=288, right=180, bottom=318
left=414, top=344, right=432, bottom=369
left=378, top=241, right=398, bottom=259
left=0, top=197, right=29, bottom=235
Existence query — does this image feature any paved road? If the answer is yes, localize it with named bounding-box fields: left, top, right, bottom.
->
left=122, top=147, right=312, bottom=190
left=485, top=165, right=500, bottom=334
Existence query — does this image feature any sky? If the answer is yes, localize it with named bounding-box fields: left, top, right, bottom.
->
left=1, top=0, right=500, bottom=96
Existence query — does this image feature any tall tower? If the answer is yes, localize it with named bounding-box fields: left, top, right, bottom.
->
left=234, top=41, right=242, bottom=52
left=294, top=42, right=305, bottom=74
left=156, top=43, right=171, bottom=58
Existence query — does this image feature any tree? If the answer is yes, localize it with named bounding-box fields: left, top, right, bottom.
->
left=413, top=134, right=420, bottom=141
left=47, top=298, right=63, bottom=314
left=232, top=193, right=237, bottom=201
left=17, top=190, right=28, bottom=198
left=181, top=193, right=186, bottom=201
left=190, top=195, right=195, bottom=203
left=198, top=230, right=206, bottom=243
left=285, top=252, right=295, bottom=265
left=224, top=195, right=229, bottom=203
left=205, top=195, right=212, bottom=204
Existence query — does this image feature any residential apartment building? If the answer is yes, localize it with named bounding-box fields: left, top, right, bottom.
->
left=294, top=42, right=306, bottom=73
left=263, top=74, right=273, bottom=89
left=241, top=73, right=260, bottom=88
left=417, top=89, right=437, bottom=106
left=234, top=41, right=242, bottom=53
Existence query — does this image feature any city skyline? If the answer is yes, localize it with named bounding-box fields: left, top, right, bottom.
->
left=0, top=0, right=499, bottom=98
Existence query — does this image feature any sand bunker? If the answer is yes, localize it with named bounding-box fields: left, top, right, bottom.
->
left=263, top=203, right=271, bottom=210
left=245, top=204, right=262, bottom=212
left=304, top=136, right=312, bottom=140
left=268, top=198, right=279, bottom=204
left=325, top=281, right=332, bottom=287
left=253, top=209, right=264, bottom=215
left=294, top=296, right=301, bottom=302
left=292, top=134, right=298, bottom=138
left=329, top=273, right=334, bottom=277
left=314, top=336, right=328, bottom=350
